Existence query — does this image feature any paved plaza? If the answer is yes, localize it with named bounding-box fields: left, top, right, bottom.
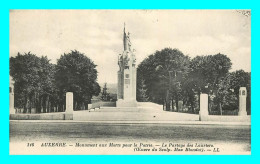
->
left=9, top=120, right=251, bottom=155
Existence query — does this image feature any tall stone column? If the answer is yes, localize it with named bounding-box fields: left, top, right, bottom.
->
left=117, top=71, right=123, bottom=99
left=238, top=87, right=247, bottom=116
left=9, top=76, right=15, bottom=114
left=123, top=68, right=131, bottom=100
left=199, top=94, right=208, bottom=121
left=65, top=92, right=73, bottom=120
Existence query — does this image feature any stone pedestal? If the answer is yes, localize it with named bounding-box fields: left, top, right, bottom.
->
left=238, top=87, right=247, bottom=116
left=65, top=92, right=73, bottom=120
left=116, top=99, right=137, bottom=107
left=10, top=76, right=15, bottom=114
left=199, top=94, right=208, bottom=121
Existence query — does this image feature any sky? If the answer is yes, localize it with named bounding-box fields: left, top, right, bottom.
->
left=9, top=10, right=251, bottom=84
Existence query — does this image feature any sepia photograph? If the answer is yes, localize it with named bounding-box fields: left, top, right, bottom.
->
left=9, top=10, right=251, bottom=155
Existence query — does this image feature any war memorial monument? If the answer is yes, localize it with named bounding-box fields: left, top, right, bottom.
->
left=116, top=24, right=137, bottom=107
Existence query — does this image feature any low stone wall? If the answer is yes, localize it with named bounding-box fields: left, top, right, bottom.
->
left=200, top=115, right=251, bottom=122
left=73, top=109, right=199, bottom=121
left=10, top=112, right=65, bottom=120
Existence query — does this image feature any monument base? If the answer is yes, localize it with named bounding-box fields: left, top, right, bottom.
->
left=65, top=113, right=73, bottom=120
left=10, top=108, right=16, bottom=115
left=238, top=110, right=247, bottom=116
left=116, top=99, right=137, bottom=107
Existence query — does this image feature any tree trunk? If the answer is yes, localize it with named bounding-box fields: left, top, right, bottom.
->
left=29, top=97, right=32, bottom=113
left=191, top=100, right=194, bottom=114
left=35, top=93, right=39, bottom=113
left=41, top=96, right=44, bottom=113
left=166, top=90, right=170, bottom=111
left=219, top=102, right=223, bottom=115
left=42, top=96, right=45, bottom=113
left=49, top=101, right=52, bottom=113
left=176, top=96, right=179, bottom=112
left=23, top=96, right=27, bottom=113
left=171, top=99, right=174, bottom=112
left=163, top=99, right=166, bottom=111
left=198, top=92, right=200, bottom=112
left=163, top=100, right=164, bottom=111
left=208, top=98, right=212, bottom=114
left=81, top=102, right=84, bottom=110
left=25, top=97, right=30, bottom=113
left=85, top=103, right=88, bottom=110
left=58, top=104, right=61, bottom=112
left=46, top=95, right=49, bottom=113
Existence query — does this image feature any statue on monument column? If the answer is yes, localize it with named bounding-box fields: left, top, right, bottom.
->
left=127, top=32, right=132, bottom=51
left=132, top=58, right=136, bottom=67
left=123, top=23, right=132, bottom=52
left=124, top=54, right=130, bottom=69
left=118, top=54, right=123, bottom=71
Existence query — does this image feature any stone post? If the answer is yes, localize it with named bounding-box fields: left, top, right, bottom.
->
left=199, top=94, right=208, bottom=121
left=65, top=92, right=73, bottom=120
left=238, top=87, right=247, bottom=116
left=10, top=76, right=15, bottom=114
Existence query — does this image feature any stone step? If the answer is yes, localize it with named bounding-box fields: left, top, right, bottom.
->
left=73, top=110, right=199, bottom=121
left=92, top=107, right=141, bottom=112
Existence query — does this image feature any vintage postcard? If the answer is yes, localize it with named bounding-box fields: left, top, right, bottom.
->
left=9, top=10, right=251, bottom=155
